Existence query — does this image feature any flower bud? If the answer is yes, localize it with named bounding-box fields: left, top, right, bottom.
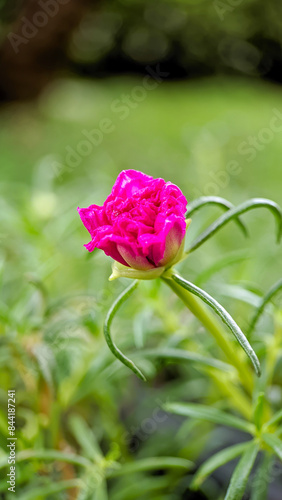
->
left=78, top=170, right=188, bottom=277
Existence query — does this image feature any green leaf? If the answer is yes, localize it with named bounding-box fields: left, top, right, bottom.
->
left=104, top=280, right=146, bottom=381
left=110, top=476, right=170, bottom=500
left=185, top=196, right=248, bottom=236
left=170, top=273, right=261, bottom=377
left=164, top=403, right=255, bottom=434
left=31, top=343, right=54, bottom=390
left=68, top=414, right=103, bottom=461
left=191, top=442, right=251, bottom=490
left=76, top=481, right=90, bottom=500
left=262, top=433, right=282, bottom=460
left=264, top=408, right=282, bottom=430
left=0, top=449, right=90, bottom=469
left=250, top=452, right=273, bottom=500
left=253, top=392, right=265, bottom=430
left=187, top=198, right=282, bottom=254
left=248, top=278, right=282, bottom=335
left=76, top=472, right=108, bottom=500
left=212, top=284, right=262, bottom=308
left=91, top=481, right=108, bottom=500
left=224, top=441, right=259, bottom=500
left=134, top=347, right=233, bottom=372
left=195, top=250, right=250, bottom=287
left=108, top=457, right=193, bottom=477
left=19, top=479, right=82, bottom=500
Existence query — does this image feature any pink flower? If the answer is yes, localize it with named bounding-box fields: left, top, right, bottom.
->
left=78, top=170, right=187, bottom=271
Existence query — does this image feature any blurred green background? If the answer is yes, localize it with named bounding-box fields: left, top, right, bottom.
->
left=0, top=1, right=282, bottom=499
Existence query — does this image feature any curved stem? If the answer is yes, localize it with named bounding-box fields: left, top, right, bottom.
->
left=162, top=274, right=255, bottom=394
left=248, top=278, right=282, bottom=335
left=185, top=196, right=248, bottom=237
left=170, top=273, right=260, bottom=377
left=187, top=198, right=282, bottom=254
left=104, top=280, right=146, bottom=381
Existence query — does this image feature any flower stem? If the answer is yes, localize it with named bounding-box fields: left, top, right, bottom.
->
left=162, top=275, right=254, bottom=394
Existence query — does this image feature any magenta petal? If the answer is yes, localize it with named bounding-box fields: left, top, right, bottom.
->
left=78, top=169, right=188, bottom=270
left=78, top=205, right=107, bottom=237
left=157, top=220, right=186, bottom=267
left=110, top=170, right=154, bottom=199
left=138, top=216, right=186, bottom=267
left=117, top=243, right=154, bottom=270
left=83, top=226, right=128, bottom=266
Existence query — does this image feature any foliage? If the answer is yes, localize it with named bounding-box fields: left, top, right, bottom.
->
left=0, top=77, right=282, bottom=499
left=1, top=0, right=282, bottom=82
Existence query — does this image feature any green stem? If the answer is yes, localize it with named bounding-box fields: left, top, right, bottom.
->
left=207, top=369, right=252, bottom=419
left=104, top=280, right=146, bottom=381
left=264, top=319, right=282, bottom=389
left=162, top=276, right=254, bottom=394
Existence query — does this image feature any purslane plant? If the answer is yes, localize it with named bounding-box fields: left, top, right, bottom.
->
left=78, top=170, right=282, bottom=500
